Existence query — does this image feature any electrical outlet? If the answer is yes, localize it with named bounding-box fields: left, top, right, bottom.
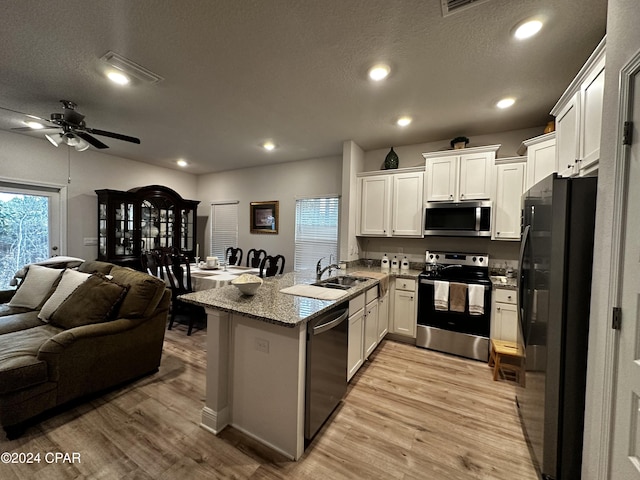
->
left=255, top=337, right=269, bottom=354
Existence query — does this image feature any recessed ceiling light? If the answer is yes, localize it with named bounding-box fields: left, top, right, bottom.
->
left=497, top=98, right=516, bottom=109
left=106, top=70, right=131, bottom=85
left=177, top=159, right=188, bottom=167
left=368, top=64, right=390, bottom=81
left=514, top=20, right=543, bottom=40
left=397, top=116, right=412, bottom=127
left=263, top=141, right=276, bottom=151
left=24, top=121, right=44, bottom=129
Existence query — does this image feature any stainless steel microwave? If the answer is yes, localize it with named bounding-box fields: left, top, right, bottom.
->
left=424, top=201, right=492, bottom=237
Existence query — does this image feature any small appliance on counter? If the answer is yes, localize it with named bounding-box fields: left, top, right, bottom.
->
left=381, top=254, right=390, bottom=271
left=416, top=251, right=491, bottom=361
left=400, top=256, right=409, bottom=271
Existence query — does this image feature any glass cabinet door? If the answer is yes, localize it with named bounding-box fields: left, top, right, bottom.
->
left=180, top=208, right=194, bottom=252
left=141, top=200, right=175, bottom=251
left=98, top=201, right=107, bottom=257
left=115, top=201, right=135, bottom=257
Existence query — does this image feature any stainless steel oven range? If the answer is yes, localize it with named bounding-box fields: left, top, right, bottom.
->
left=416, top=251, right=491, bottom=362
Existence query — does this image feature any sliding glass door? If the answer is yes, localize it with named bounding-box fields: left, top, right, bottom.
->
left=0, top=182, right=64, bottom=289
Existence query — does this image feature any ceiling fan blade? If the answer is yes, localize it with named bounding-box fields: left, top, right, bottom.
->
left=0, top=105, right=55, bottom=125
left=76, top=131, right=109, bottom=149
left=11, top=126, right=60, bottom=132
left=86, top=128, right=141, bottom=144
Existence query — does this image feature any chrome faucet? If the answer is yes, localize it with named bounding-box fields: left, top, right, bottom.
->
left=316, top=254, right=339, bottom=280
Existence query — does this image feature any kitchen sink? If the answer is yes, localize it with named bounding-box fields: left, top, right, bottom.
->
left=313, top=275, right=370, bottom=290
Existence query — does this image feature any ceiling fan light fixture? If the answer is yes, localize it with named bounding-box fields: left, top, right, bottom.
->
left=74, top=138, right=90, bottom=152
left=24, top=121, right=44, bottom=129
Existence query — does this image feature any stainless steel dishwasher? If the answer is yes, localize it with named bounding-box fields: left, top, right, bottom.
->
left=305, top=301, right=349, bottom=441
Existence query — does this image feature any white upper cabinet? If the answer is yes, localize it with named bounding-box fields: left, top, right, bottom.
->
left=390, top=171, right=424, bottom=236
left=358, top=175, right=391, bottom=236
left=492, top=157, right=525, bottom=240
left=551, top=37, right=605, bottom=177
left=520, top=132, right=557, bottom=191
left=357, top=167, right=424, bottom=237
left=423, top=145, right=500, bottom=202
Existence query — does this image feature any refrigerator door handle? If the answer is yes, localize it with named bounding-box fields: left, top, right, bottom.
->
left=518, top=224, right=530, bottom=332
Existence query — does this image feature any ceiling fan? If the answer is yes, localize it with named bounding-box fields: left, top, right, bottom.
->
left=4, top=100, right=140, bottom=151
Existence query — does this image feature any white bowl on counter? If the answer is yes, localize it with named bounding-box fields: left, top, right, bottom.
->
left=231, top=274, right=263, bottom=296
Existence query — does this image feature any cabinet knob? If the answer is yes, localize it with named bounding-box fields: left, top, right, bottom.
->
left=460, top=193, right=464, bottom=198
left=575, top=159, right=580, bottom=164
left=567, top=164, right=572, bottom=169
left=449, top=194, right=453, bottom=199
left=496, top=232, right=500, bottom=235
left=507, top=295, right=512, bottom=300
left=497, top=307, right=501, bottom=311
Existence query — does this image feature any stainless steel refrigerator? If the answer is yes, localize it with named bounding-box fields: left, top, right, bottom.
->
left=516, top=174, right=597, bottom=480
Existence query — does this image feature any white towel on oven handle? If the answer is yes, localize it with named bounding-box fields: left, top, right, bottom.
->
left=468, top=284, right=485, bottom=315
left=434, top=280, right=449, bottom=311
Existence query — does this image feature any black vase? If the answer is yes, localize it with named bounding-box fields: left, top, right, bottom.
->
left=384, top=147, right=399, bottom=169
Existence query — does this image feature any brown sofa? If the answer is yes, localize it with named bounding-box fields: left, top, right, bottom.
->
left=0, top=260, right=170, bottom=437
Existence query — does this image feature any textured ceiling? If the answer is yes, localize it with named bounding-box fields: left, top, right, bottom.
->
left=0, top=0, right=607, bottom=174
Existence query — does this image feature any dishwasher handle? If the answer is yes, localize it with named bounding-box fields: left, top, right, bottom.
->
left=313, top=308, right=349, bottom=335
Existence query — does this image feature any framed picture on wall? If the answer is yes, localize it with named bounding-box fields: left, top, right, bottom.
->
left=250, top=201, right=279, bottom=234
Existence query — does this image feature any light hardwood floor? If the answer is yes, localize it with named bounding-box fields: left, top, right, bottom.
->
left=0, top=323, right=538, bottom=479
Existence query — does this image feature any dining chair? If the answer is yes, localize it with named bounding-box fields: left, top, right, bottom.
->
left=259, top=254, right=285, bottom=278
left=225, top=247, right=243, bottom=266
left=165, top=253, right=205, bottom=335
left=246, top=248, right=267, bottom=268
left=141, top=250, right=165, bottom=279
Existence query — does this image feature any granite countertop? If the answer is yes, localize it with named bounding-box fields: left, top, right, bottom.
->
left=490, top=275, right=518, bottom=290
left=179, top=267, right=420, bottom=327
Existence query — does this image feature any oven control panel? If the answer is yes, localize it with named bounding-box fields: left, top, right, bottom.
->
left=425, top=251, right=489, bottom=267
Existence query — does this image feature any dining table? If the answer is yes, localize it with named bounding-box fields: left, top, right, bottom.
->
left=189, top=265, right=261, bottom=291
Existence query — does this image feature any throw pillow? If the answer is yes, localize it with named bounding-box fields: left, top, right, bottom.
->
left=8, top=265, right=64, bottom=309
left=50, top=274, right=127, bottom=329
left=38, top=269, right=92, bottom=321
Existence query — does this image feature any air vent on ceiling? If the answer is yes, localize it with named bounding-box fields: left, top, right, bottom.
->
left=441, top=0, right=491, bottom=17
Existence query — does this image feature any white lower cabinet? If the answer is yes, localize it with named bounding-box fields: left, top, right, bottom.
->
left=347, top=294, right=365, bottom=381
left=491, top=288, right=518, bottom=343
left=348, top=286, right=382, bottom=381
left=377, top=290, right=389, bottom=342
left=364, top=298, right=379, bottom=358
left=391, top=278, right=417, bottom=338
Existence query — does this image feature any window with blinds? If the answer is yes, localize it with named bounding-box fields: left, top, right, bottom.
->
left=294, top=196, right=340, bottom=272
left=210, top=202, right=238, bottom=260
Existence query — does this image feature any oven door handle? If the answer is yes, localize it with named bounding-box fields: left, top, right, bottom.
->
left=419, top=278, right=490, bottom=290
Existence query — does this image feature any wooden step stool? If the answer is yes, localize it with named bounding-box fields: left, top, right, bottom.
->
left=488, top=339, right=525, bottom=386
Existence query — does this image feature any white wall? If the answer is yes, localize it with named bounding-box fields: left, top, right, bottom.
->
left=582, top=1, right=640, bottom=477
left=0, top=131, right=197, bottom=261
left=196, top=155, right=342, bottom=271
left=362, top=126, right=545, bottom=172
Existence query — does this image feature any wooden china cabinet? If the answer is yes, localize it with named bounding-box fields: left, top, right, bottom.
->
left=96, top=185, right=200, bottom=269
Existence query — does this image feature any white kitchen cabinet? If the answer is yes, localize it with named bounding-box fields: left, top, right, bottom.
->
left=423, top=145, right=500, bottom=202
left=552, top=37, right=605, bottom=177
left=491, top=288, right=518, bottom=343
left=364, top=298, right=379, bottom=358
left=555, top=92, right=580, bottom=177
left=519, top=132, right=557, bottom=191
left=391, top=278, right=417, bottom=338
left=347, top=293, right=365, bottom=381
left=357, top=167, right=424, bottom=237
left=358, top=175, right=390, bottom=236
left=377, top=289, right=389, bottom=342
left=390, top=171, right=424, bottom=236
left=492, top=158, right=525, bottom=241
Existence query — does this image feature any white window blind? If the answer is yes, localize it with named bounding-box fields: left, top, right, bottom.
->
left=210, top=202, right=238, bottom=260
left=294, top=196, right=339, bottom=272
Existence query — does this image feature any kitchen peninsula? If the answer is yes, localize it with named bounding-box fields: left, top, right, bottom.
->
left=179, top=270, right=379, bottom=460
